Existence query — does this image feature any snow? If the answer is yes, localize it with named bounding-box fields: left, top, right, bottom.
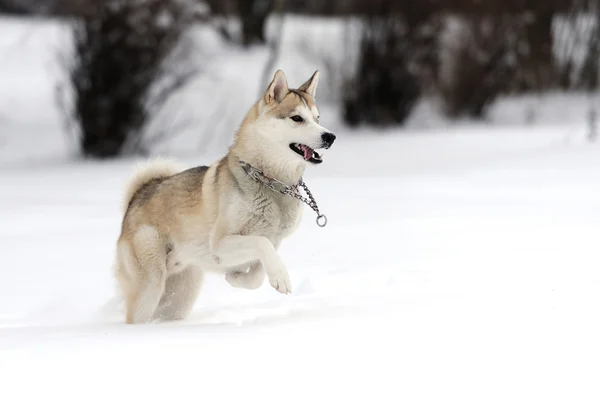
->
left=1, top=15, right=600, bottom=399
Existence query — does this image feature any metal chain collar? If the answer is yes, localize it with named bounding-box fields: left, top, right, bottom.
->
left=239, top=161, right=328, bottom=227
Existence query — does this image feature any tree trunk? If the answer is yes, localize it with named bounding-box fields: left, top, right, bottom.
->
left=524, top=9, right=555, bottom=90
left=236, top=0, right=273, bottom=46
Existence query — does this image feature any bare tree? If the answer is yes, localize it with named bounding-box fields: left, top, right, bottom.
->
left=60, top=0, right=196, bottom=158
left=236, top=0, right=273, bottom=46
left=437, top=13, right=523, bottom=118
left=204, top=0, right=274, bottom=46
left=341, top=0, right=434, bottom=127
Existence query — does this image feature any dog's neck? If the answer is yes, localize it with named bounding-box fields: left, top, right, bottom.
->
left=230, top=143, right=305, bottom=186
left=230, top=109, right=306, bottom=185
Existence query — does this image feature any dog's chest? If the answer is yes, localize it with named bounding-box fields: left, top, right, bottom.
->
left=238, top=194, right=302, bottom=239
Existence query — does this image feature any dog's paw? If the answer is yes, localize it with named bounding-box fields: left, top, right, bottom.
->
left=269, top=270, right=291, bottom=295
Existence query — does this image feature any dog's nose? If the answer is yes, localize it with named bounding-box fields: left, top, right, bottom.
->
left=321, top=132, right=336, bottom=148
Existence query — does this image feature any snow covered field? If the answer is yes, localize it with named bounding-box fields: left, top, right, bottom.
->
left=1, top=16, right=600, bottom=399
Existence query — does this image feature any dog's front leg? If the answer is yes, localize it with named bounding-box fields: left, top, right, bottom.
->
left=212, top=235, right=291, bottom=294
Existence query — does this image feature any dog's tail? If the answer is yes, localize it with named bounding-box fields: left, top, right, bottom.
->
left=122, top=157, right=185, bottom=214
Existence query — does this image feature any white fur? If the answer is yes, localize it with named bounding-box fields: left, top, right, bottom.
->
left=211, top=235, right=292, bottom=294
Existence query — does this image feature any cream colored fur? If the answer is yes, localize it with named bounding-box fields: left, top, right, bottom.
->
left=121, top=157, right=186, bottom=214
left=114, top=70, right=335, bottom=324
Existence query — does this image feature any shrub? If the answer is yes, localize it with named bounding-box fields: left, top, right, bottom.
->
left=342, top=16, right=421, bottom=127
left=62, top=0, right=195, bottom=158
left=437, top=14, right=521, bottom=118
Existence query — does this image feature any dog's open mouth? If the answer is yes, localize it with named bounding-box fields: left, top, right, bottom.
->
left=289, top=143, right=322, bottom=164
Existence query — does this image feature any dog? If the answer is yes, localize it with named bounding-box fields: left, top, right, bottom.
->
left=114, top=70, right=336, bottom=324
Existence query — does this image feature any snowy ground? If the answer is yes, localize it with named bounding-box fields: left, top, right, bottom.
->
left=2, top=126, right=600, bottom=399
left=1, top=15, right=600, bottom=399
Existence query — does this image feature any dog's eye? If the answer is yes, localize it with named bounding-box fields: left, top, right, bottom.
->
left=290, top=115, right=304, bottom=123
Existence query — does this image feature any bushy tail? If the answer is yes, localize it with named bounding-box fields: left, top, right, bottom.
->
left=122, top=157, right=185, bottom=214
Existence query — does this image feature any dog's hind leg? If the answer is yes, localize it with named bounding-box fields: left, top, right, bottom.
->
left=123, top=226, right=168, bottom=324
left=154, top=266, right=204, bottom=321
left=226, top=261, right=265, bottom=290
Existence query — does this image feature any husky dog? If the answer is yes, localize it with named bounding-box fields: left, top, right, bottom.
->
left=114, top=70, right=336, bottom=324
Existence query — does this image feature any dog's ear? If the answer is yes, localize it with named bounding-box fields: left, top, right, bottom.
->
left=298, top=70, right=320, bottom=98
left=265, top=70, right=289, bottom=104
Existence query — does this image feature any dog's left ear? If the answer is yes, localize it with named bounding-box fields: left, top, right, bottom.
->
left=265, top=70, right=289, bottom=104
left=298, top=70, right=320, bottom=98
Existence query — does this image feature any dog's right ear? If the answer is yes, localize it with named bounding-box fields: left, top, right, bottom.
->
left=264, top=70, right=289, bottom=105
left=298, top=70, right=320, bottom=98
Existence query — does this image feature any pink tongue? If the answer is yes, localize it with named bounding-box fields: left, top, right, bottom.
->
left=301, top=145, right=314, bottom=160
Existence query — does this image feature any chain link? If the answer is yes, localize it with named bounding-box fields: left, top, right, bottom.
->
left=240, top=161, right=328, bottom=227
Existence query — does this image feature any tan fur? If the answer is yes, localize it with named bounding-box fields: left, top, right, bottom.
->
left=114, top=70, right=335, bottom=324
left=120, top=157, right=186, bottom=214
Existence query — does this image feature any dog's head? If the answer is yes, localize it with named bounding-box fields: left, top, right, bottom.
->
left=253, top=70, right=336, bottom=165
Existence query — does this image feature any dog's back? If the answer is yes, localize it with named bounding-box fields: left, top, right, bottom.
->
left=120, top=158, right=185, bottom=215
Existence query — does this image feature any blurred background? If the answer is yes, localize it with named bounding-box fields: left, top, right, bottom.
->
left=1, top=3, right=600, bottom=392
left=0, top=0, right=598, bottom=163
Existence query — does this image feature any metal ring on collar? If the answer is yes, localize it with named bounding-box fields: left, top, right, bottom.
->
left=316, top=214, right=328, bottom=227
